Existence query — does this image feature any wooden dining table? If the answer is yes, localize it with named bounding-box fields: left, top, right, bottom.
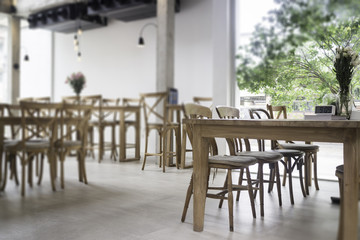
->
left=183, top=118, right=360, bottom=239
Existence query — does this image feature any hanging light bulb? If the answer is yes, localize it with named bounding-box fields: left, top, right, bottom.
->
left=78, top=26, right=82, bottom=36
left=74, top=34, right=78, bottom=44
left=77, top=52, right=82, bottom=62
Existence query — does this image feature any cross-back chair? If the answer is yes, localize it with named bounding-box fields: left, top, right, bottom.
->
left=249, top=108, right=306, bottom=204
left=266, top=104, right=320, bottom=195
left=55, top=103, right=92, bottom=189
left=180, top=97, right=213, bottom=169
left=140, top=92, right=181, bottom=172
left=2, top=102, right=62, bottom=196
left=181, top=103, right=257, bottom=231
left=96, top=97, right=120, bottom=161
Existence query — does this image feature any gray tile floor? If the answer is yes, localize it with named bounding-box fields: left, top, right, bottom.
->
left=0, top=155, right=358, bottom=240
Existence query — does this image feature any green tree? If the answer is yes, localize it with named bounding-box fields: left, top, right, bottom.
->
left=237, top=0, right=360, bottom=111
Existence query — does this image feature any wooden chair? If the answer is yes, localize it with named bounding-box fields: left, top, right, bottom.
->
left=181, top=103, right=257, bottom=231
left=2, top=102, right=62, bottom=196
left=80, top=95, right=103, bottom=161
left=180, top=97, right=213, bottom=169
left=140, top=92, right=181, bottom=172
left=249, top=108, right=306, bottom=204
left=267, top=104, right=320, bottom=195
left=193, top=96, right=213, bottom=108
left=216, top=105, right=283, bottom=216
left=96, top=98, right=120, bottom=161
left=55, top=103, right=92, bottom=189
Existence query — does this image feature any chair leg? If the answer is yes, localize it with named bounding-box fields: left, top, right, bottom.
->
left=282, top=157, right=288, bottom=186
left=313, top=152, right=320, bottom=190
left=287, top=157, right=295, bottom=205
left=0, top=153, right=9, bottom=191
left=11, top=154, right=19, bottom=186
left=162, top=130, right=167, bottom=173
left=181, top=174, right=193, bottom=222
left=275, top=163, right=282, bottom=207
left=21, top=155, right=26, bottom=197
left=245, top=167, right=256, bottom=219
left=236, top=168, right=244, bottom=201
left=298, top=157, right=306, bottom=198
left=37, top=153, right=45, bottom=186
left=304, top=155, right=310, bottom=196
left=258, top=162, right=264, bottom=217
left=175, top=127, right=181, bottom=169
left=227, top=170, right=234, bottom=232
left=159, top=132, right=163, bottom=169
left=180, top=125, right=187, bottom=169
left=141, top=130, right=149, bottom=171
left=218, top=174, right=228, bottom=209
left=79, top=150, right=88, bottom=184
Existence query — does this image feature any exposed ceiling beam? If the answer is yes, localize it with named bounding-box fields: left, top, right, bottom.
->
left=16, top=0, right=85, bottom=17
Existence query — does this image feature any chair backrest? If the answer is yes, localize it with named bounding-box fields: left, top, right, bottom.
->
left=267, top=104, right=287, bottom=119
left=193, top=96, right=213, bottom=109
left=249, top=108, right=271, bottom=120
left=60, top=103, right=92, bottom=146
left=19, top=102, right=63, bottom=146
left=184, top=103, right=217, bottom=155
left=216, top=105, right=251, bottom=154
left=248, top=108, right=276, bottom=150
left=102, top=98, right=120, bottom=122
left=140, top=92, right=168, bottom=126
left=123, top=98, right=141, bottom=120
left=62, top=96, right=82, bottom=104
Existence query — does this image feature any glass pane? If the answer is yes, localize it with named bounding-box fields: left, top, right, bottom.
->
left=0, top=14, right=9, bottom=103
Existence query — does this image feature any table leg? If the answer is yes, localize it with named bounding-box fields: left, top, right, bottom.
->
left=119, top=110, right=126, bottom=161
left=341, top=130, right=359, bottom=239
left=192, top=126, right=209, bottom=232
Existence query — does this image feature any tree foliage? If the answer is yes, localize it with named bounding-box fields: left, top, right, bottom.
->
left=236, top=0, right=360, bottom=111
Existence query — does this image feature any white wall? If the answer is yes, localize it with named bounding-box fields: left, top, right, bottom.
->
left=20, top=28, right=52, bottom=99
left=53, top=0, right=213, bottom=104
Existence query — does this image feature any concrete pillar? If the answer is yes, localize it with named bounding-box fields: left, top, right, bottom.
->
left=212, top=0, right=236, bottom=155
left=156, top=0, right=175, bottom=92
left=212, top=0, right=236, bottom=108
left=9, top=16, right=21, bottom=104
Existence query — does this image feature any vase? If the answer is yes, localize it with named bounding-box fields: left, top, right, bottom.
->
left=336, top=89, right=353, bottom=119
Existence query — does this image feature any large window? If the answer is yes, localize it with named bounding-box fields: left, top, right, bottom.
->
left=235, top=1, right=340, bottom=180
left=0, top=14, right=9, bottom=103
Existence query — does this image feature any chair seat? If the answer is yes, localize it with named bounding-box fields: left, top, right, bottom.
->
left=336, top=164, right=344, bottom=173
left=4, top=140, right=50, bottom=149
left=274, top=149, right=304, bottom=158
left=279, top=143, right=319, bottom=151
left=4, top=139, right=21, bottom=145
left=209, top=155, right=257, bottom=167
left=55, top=140, right=82, bottom=148
left=236, top=151, right=282, bottom=163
